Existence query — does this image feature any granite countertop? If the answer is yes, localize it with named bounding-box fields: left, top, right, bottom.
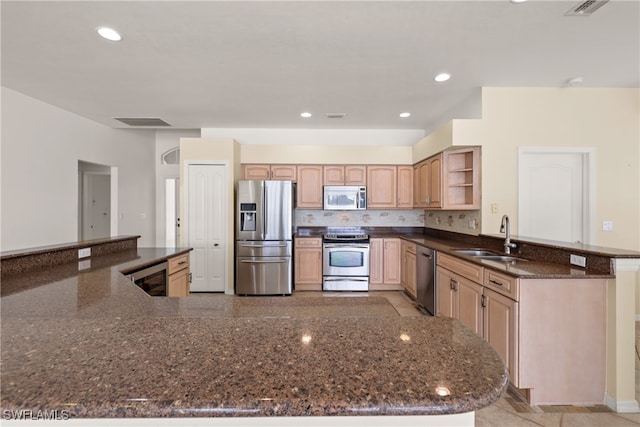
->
left=295, top=227, right=623, bottom=279
left=1, top=247, right=508, bottom=419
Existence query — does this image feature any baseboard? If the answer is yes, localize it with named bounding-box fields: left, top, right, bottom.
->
left=604, top=393, right=640, bottom=413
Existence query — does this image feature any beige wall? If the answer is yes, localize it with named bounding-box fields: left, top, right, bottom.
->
left=179, top=137, right=241, bottom=294
left=452, top=87, right=640, bottom=252
left=241, top=144, right=413, bottom=165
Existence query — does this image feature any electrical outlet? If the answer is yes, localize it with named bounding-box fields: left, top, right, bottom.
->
left=78, top=247, right=91, bottom=259
left=570, top=254, right=586, bottom=268
left=602, top=220, right=613, bottom=231
left=491, top=203, right=499, bottom=214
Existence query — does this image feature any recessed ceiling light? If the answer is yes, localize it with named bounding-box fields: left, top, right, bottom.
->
left=300, top=112, right=312, bottom=118
left=510, top=0, right=528, bottom=3
left=434, top=73, right=451, bottom=83
left=97, top=27, right=122, bottom=41
left=566, top=76, right=584, bottom=86
left=399, top=112, right=411, bottom=118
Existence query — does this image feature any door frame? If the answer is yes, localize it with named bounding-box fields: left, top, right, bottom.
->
left=182, top=160, right=230, bottom=294
left=518, top=147, right=595, bottom=244
left=78, top=162, right=118, bottom=240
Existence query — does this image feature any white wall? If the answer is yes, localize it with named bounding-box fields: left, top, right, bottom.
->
left=1, top=87, right=157, bottom=251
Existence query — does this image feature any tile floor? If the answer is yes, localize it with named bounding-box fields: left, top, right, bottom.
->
left=198, top=290, right=640, bottom=426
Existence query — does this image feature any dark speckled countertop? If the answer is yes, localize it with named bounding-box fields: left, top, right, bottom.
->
left=1, top=245, right=508, bottom=419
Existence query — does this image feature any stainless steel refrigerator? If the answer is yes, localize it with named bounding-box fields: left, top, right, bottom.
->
left=235, top=180, right=293, bottom=295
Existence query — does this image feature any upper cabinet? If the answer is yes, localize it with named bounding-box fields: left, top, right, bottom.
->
left=296, top=165, right=323, bottom=209
left=414, top=146, right=480, bottom=210
left=323, top=165, right=366, bottom=185
left=441, top=147, right=480, bottom=210
left=242, top=164, right=297, bottom=181
left=366, top=166, right=397, bottom=209
left=413, top=154, right=441, bottom=209
left=396, top=165, right=413, bottom=208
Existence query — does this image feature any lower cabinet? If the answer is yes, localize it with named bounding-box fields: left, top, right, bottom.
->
left=437, top=252, right=606, bottom=406
left=400, top=240, right=417, bottom=298
left=167, top=253, right=190, bottom=297
left=294, top=237, right=322, bottom=290
left=369, top=238, right=402, bottom=290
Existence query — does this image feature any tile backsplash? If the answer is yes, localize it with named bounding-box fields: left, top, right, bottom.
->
left=295, top=209, right=481, bottom=235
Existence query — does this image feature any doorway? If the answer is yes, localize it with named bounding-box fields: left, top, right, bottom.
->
left=518, top=148, right=594, bottom=244
left=78, top=161, right=117, bottom=241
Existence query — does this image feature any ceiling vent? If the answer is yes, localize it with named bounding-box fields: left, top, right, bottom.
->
left=565, top=0, right=609, bottom=16
left=326, top=112, right=347, bottom=119
left=114, top=117, right=171, bottom=127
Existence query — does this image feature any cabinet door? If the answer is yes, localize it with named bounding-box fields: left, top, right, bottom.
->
left=323, top=166, right=345, bottom=185
left=383, top=239, right=401, bottom=284
left=427, top=155, right=442, bottom=208
left=397, top=166, right=413, bottom=208
left=242, top=164, right=271, bottom=180
left=483, top=288, right=519, bottom=385
left=168, top=268, right=190, bottom=297
left=415, top=160, right=430, bottom=208
left=436, top=266, right=457, bottom=318
left=344, top=166, right=366, bottom=185
left=367, top=166, right=397, bottom=208
left=271, top=165, right=297, bottom=181
left=369, top=238, right=384, bottom=284
left=457, top=278, right=483, bottom=335
left=296, top=166, right=323, bottom=208
left=294, top=238, right=322, bottom=287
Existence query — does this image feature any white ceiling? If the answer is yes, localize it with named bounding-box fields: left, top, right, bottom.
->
left=2, top=1, right=638, bottom=133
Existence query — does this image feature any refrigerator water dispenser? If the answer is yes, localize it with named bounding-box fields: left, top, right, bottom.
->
left=240, top=203, right=256, bottom=231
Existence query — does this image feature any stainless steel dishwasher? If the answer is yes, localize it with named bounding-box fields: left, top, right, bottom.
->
left=416, top=246, right=436, bottom=315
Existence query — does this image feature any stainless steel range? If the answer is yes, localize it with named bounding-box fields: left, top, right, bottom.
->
left=322, top=230, right=370, bottom=291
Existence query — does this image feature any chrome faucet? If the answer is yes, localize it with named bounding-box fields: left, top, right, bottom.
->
left=500, top=215, right=517, bottom=254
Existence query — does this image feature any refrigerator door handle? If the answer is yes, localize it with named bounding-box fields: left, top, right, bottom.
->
left=239, top=243, right=288, bottom=248
left=262, top=186, right=268, bottom=240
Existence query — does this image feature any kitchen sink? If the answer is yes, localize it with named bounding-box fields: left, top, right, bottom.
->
left=452, top=249, right=528, bottom=263
left=453, top=249, right=500, bottom=257
left=477, top=255, right=528, bottom=263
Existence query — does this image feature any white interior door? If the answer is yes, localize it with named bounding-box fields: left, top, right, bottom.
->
left=519, top=149, right=592, bottom=244
left=187, top=164, right=226, bottom=292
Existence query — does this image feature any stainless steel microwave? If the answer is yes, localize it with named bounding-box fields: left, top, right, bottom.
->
left=323, top=186, right=366, bottom=210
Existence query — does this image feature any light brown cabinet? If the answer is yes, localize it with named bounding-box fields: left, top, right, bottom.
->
left=323, top=165, right=366, bottom=185
left=441, top=147, right=480, bottom=209
left=369, top=238, right=402, bottom=290
left=167, top=253, right=190, bottom=297
left=413, top=154, right=442, bottom=208
left=294, top=237, right=322, bottom=290
left=400, top=240, right=417, bottom=298
left=437, top=252, right=606, bottom=406
left=296, top=165, right=323, bottom=209
left=435, top=259, right=482, bottom=335
left=366, top=166, right=397, bottom=209
left=242, top=164, right=297, bottom=181
left=413, top=146, right=480, bottom=210
left=396, top=166, right=413, bottom=208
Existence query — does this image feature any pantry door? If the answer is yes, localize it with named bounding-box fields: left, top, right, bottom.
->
left=518, top=148, right=593, bottom=244
left=186, top=163, right=227, bottom=292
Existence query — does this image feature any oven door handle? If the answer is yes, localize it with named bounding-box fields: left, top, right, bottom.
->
left=323, top=277, right=369, bottom=282
left=323, top=244, right=370, bottom=249
left=239, top=258, right=289, bottom=264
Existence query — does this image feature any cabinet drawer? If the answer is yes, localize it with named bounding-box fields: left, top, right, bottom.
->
left=295, top=237, right=322, bottom=248
left=405, top=242, right=417, bottom=254
left=484, top=269, right=519, bottom=301
left=168, top=253, right=190, bottom=275
left=437, top=253, right=483, bottom=283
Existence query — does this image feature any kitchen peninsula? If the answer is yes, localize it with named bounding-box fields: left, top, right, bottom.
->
left=1, top=236, right=507, bottom=426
